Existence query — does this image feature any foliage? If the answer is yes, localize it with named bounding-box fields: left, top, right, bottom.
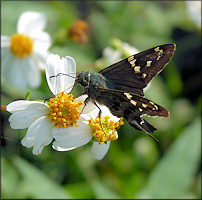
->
left=1, top=1, right=201, bottom=199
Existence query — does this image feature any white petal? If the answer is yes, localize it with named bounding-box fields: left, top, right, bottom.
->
left=22, top=57, right=41, bottom=88
left=56, top=56, right=76, bottom=94
left=1, top=51, right=13, bottom=76
left=46, top=54, right=76, bottom=95
left=32, top=51, right=49, bottom=71
left=1, top=35, right=10, bottom=47
left=77, top=95, right=98, bottom=116
left=80, top=103, right=114, bottom=120
left=99, top=105, right=120, bottom=122
left=21, top=116, right=53, bottom=155
left=7, top=101, right=48, bottom=129
left=52, top=120, right=92, bottom=151
left=32, top=31, right=51, bottom=51
left=17, top=11, right=47, bottom=35
left=82, top=106, right=99, bottom=120
left=45, top=54, right=60, bottom=94
left=80, top=98, right=99, bottom=114
left=85, top=102, right=120, bottom=122
left=77, top=94, right=88, bottom=103
left=92, top=141, right=111, bottom=160
left=7, top=100, right=48, bottom=113
left=7, top=59, right=28, bottom=89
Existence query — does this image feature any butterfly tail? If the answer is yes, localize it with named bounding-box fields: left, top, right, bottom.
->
left=127, top=117, right=159, bottom=142
left=141, top=118, right=157, bottom=133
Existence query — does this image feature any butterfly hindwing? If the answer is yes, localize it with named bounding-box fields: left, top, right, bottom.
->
left=99, top=44, right=176, bottom=96
left=94, top=87, right=169, bottom=135
left=96, top=88, right=169, bottom=118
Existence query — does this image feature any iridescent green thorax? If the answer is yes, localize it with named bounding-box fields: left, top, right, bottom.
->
left=76, top=71, right=109, bottom=89
left=89, top=71, right=108, bottom=88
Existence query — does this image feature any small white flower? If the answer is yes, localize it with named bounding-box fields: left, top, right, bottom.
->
left=95, top=39, right=139, bottom=68
left=186, top=1, right=201, bottom=28
left=7, top=54, right=78, bottom=155
left=102, top=47, right=122, bottom=65
left=1, top=11, right=51, bottom=89
left=122, top=42, right=139, bottom=55
left=53, top=105, right=122, bottom=160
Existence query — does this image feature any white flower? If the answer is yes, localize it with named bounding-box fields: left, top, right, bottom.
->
left=7, top=54, right=78, bottom=155
left=186, top=1, right=201, bottom=28
left=7, top=54, right=123, bottom=159
left=52, top=104, right=121, bottom=160
left=1, top=11, right=51, bottom=89
left=122, top=42, right=139, bottom=55
left=102, top=47, right=122, bottom=65
left=95, top=39, right=139, bottom=68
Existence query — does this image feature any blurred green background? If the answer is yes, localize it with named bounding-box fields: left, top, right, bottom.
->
left=1, top=1, right=201, bottom=199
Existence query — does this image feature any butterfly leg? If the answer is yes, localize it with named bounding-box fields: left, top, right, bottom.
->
left=43, top=96, right=55, bottom=105
left=78, top=96, right=90, bottom=116
left=94, top=102, right=108, bottom=137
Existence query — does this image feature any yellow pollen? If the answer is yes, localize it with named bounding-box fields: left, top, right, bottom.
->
left=46, top=92, right=83, bottom=129
left=10, top=34, right=33, bottom=58
left=88, top=116, right=124, bottom=144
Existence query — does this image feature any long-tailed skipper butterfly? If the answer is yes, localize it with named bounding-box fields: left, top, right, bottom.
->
left=75, top=44, right=176, bottom=141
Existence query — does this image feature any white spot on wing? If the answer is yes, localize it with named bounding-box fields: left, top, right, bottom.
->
left=154, top=47, right=160, bottom=52
left=134, top=66, right=141, bottom=73
left=154, top=105, right=158, bottom=110
left=142, top=73, right=147, bottom=78
left=130, top=100, right=137, bottom=106
left=146, top=60, right=152, bottom=67
left=124, top=93, right=133, bottom=99
left=149, top=101, right=155, bottom=105
left=142, top=103, right=147, bottom=108
left=130, top=59, right=137, bottom=67
left=128, top=55, right=134, bottom=62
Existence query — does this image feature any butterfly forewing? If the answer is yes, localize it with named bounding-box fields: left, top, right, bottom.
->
left=99, top=44, right=176, bottom=96
left=94, top=88, right=169, bottom=137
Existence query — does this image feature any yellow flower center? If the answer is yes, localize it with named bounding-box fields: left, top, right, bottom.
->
left=46, top=92, right=83, bottom=128
left=89, top=116, right=124, bottom=143
left=10, top=34, right=34, bottom=58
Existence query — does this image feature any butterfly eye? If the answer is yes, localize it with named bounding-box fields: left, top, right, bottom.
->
left=82, top=80, right=89, bottom=87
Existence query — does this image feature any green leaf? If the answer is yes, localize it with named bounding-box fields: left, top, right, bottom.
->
left=10, top=156, right=72, bottom=199
left=25, top=90, right=30, bottom=100
left=136, top=117, right=201, bottom=199
left=90, top=179, right=121, bottom=199
left=76, top=147, right=121, bottom=199
left=1, top=156, right=20, bottom=199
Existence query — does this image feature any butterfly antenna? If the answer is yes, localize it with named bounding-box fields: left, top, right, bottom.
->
left=49, top=72, right=77, bottom=94
left=49, top=73, right=76, bottom=79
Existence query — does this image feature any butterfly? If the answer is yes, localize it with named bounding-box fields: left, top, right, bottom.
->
left=75, top=44, right=176, bottom=141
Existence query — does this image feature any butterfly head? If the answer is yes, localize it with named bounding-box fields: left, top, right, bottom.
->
left=75, top=71, right=91, bottom=87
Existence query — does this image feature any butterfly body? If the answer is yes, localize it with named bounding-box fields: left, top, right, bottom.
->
left=75, top=44, right=176, bottom=140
